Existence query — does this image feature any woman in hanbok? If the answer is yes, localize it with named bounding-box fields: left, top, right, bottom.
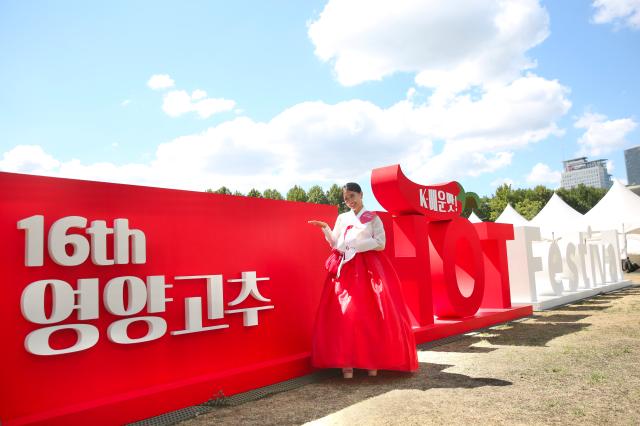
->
left=308, top=183, right=418, bottom=378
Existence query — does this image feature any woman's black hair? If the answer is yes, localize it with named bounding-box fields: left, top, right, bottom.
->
left=342, top=182, right=362, bottom=193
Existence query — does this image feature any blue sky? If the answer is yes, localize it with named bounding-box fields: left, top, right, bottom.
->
left=1, top=0, right=639, bottom=209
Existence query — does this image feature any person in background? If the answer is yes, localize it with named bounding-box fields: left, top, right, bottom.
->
left=623, top=256, right=639, bottom=273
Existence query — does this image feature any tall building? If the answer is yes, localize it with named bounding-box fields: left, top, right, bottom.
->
left=560, top=157, right=613, bottom=190
left=624, top=145, right=640, bottom=186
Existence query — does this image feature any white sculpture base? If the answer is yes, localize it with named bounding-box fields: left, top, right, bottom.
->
left=513, top=279, right=632, bottom=310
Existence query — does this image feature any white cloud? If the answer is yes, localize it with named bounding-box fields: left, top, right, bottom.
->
left=147, top=74, right=175, bottom=90
left=1, top=73, right=570, bottom=192
left=191, top=89, right=207, bottom=100
left=162, top=90, right=236, bottom=119
left=408, top=74, right=569, bottom=146
left=606, top=159, right=615, bottom=172
left=148, top=76, right=236, bottom=119
left=65, top=0, right=563, bottom=189
left=592, top=0, right=640, bottom=29
left=407, top=149, right=514, bottom=185
left=121, top=99, right=131, bottom=107
left=389, top=74, right=569, bottom=183
left=575, top=112, right=638, bottom=156
left=308, top=0, right=549, bottom=93
left=526, top=162, right=561, bottom=185
left=0, top=145, right=60, bottom=174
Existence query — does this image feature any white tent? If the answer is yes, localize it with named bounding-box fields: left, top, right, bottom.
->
left=495, top=204, right=529, bottom=226
left=583, top=180, right=640, bottom=256
left=584, top=180, right=640, bottom=234
left=468, top=211, right=482, bottom=223
left=530, top=193, right=587, bottom=238
left=626, top=234, right=640, bottom=256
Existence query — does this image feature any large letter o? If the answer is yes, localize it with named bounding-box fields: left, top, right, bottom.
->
left=428, top=216, right=485, bottom=318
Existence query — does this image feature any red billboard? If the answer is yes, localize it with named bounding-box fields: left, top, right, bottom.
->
left=0, top=172, right=336, bottom=425
left=0, top=168, right=531, bottom=425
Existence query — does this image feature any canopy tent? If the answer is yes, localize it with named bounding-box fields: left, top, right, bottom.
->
left=626, top=234, right=640, bottom=256
left=468, top=211, right=482, bottom=223
left=495, top=204, right=529, bottom=226
left=529, top=193, right=587, bottom=239
left=582, top=180, right=640, bottom=256
left=584, top=180, right=640, bottom=234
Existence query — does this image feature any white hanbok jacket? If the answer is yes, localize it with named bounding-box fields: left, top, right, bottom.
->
left=322, top=208, right=386, bottom=276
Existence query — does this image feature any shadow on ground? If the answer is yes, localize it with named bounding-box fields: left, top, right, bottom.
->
left=531, top=314, right=590, bottom=322
left=180, top=362, right=512, bottom=426
left=323, top=362, right=512, bottom=390
left=427, top=315, right=591, bottom=353
left=176, top=285, right=640, bottom=426
left=423, top=288, right=640, bottom=354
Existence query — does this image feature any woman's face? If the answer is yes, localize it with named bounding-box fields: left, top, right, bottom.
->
left=343, top=189, right=363, bottom=211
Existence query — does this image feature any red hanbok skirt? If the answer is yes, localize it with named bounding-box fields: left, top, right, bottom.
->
left=311, top=250, right=418, bottom=371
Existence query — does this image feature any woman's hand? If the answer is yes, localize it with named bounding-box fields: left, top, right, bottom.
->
left=308, top=220, right=329, bottom=230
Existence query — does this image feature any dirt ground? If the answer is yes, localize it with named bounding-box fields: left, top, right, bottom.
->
left=180, top=274, right=640, bottom=426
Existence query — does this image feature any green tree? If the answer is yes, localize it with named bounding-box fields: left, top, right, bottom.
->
left=326, top=183, right=347, bottom=213
left=457, top=184, right=481, bottom=218
left=515, top=198, right=544, bottom=220
left=529, top=185, right=553, bottom=207
left=486, top=184, right=514, bottom=221
left=469, top=180, right=610, bottom=223
left=263, top=188, right=284, bottom=200
left=286, top=185, right=308, bottom=202
left=556, top=184, right=607, bottom=214
left=213, top=186, right=232, bottom=195
left=307, top=185, right=329, bottom=204
left=475, top=196, right=491, bottom=221
left=233, top=191, right=244, bottom=196
left=484, top=184, right=552, bottom=221
left=247, top=188, right=262, bottom=198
